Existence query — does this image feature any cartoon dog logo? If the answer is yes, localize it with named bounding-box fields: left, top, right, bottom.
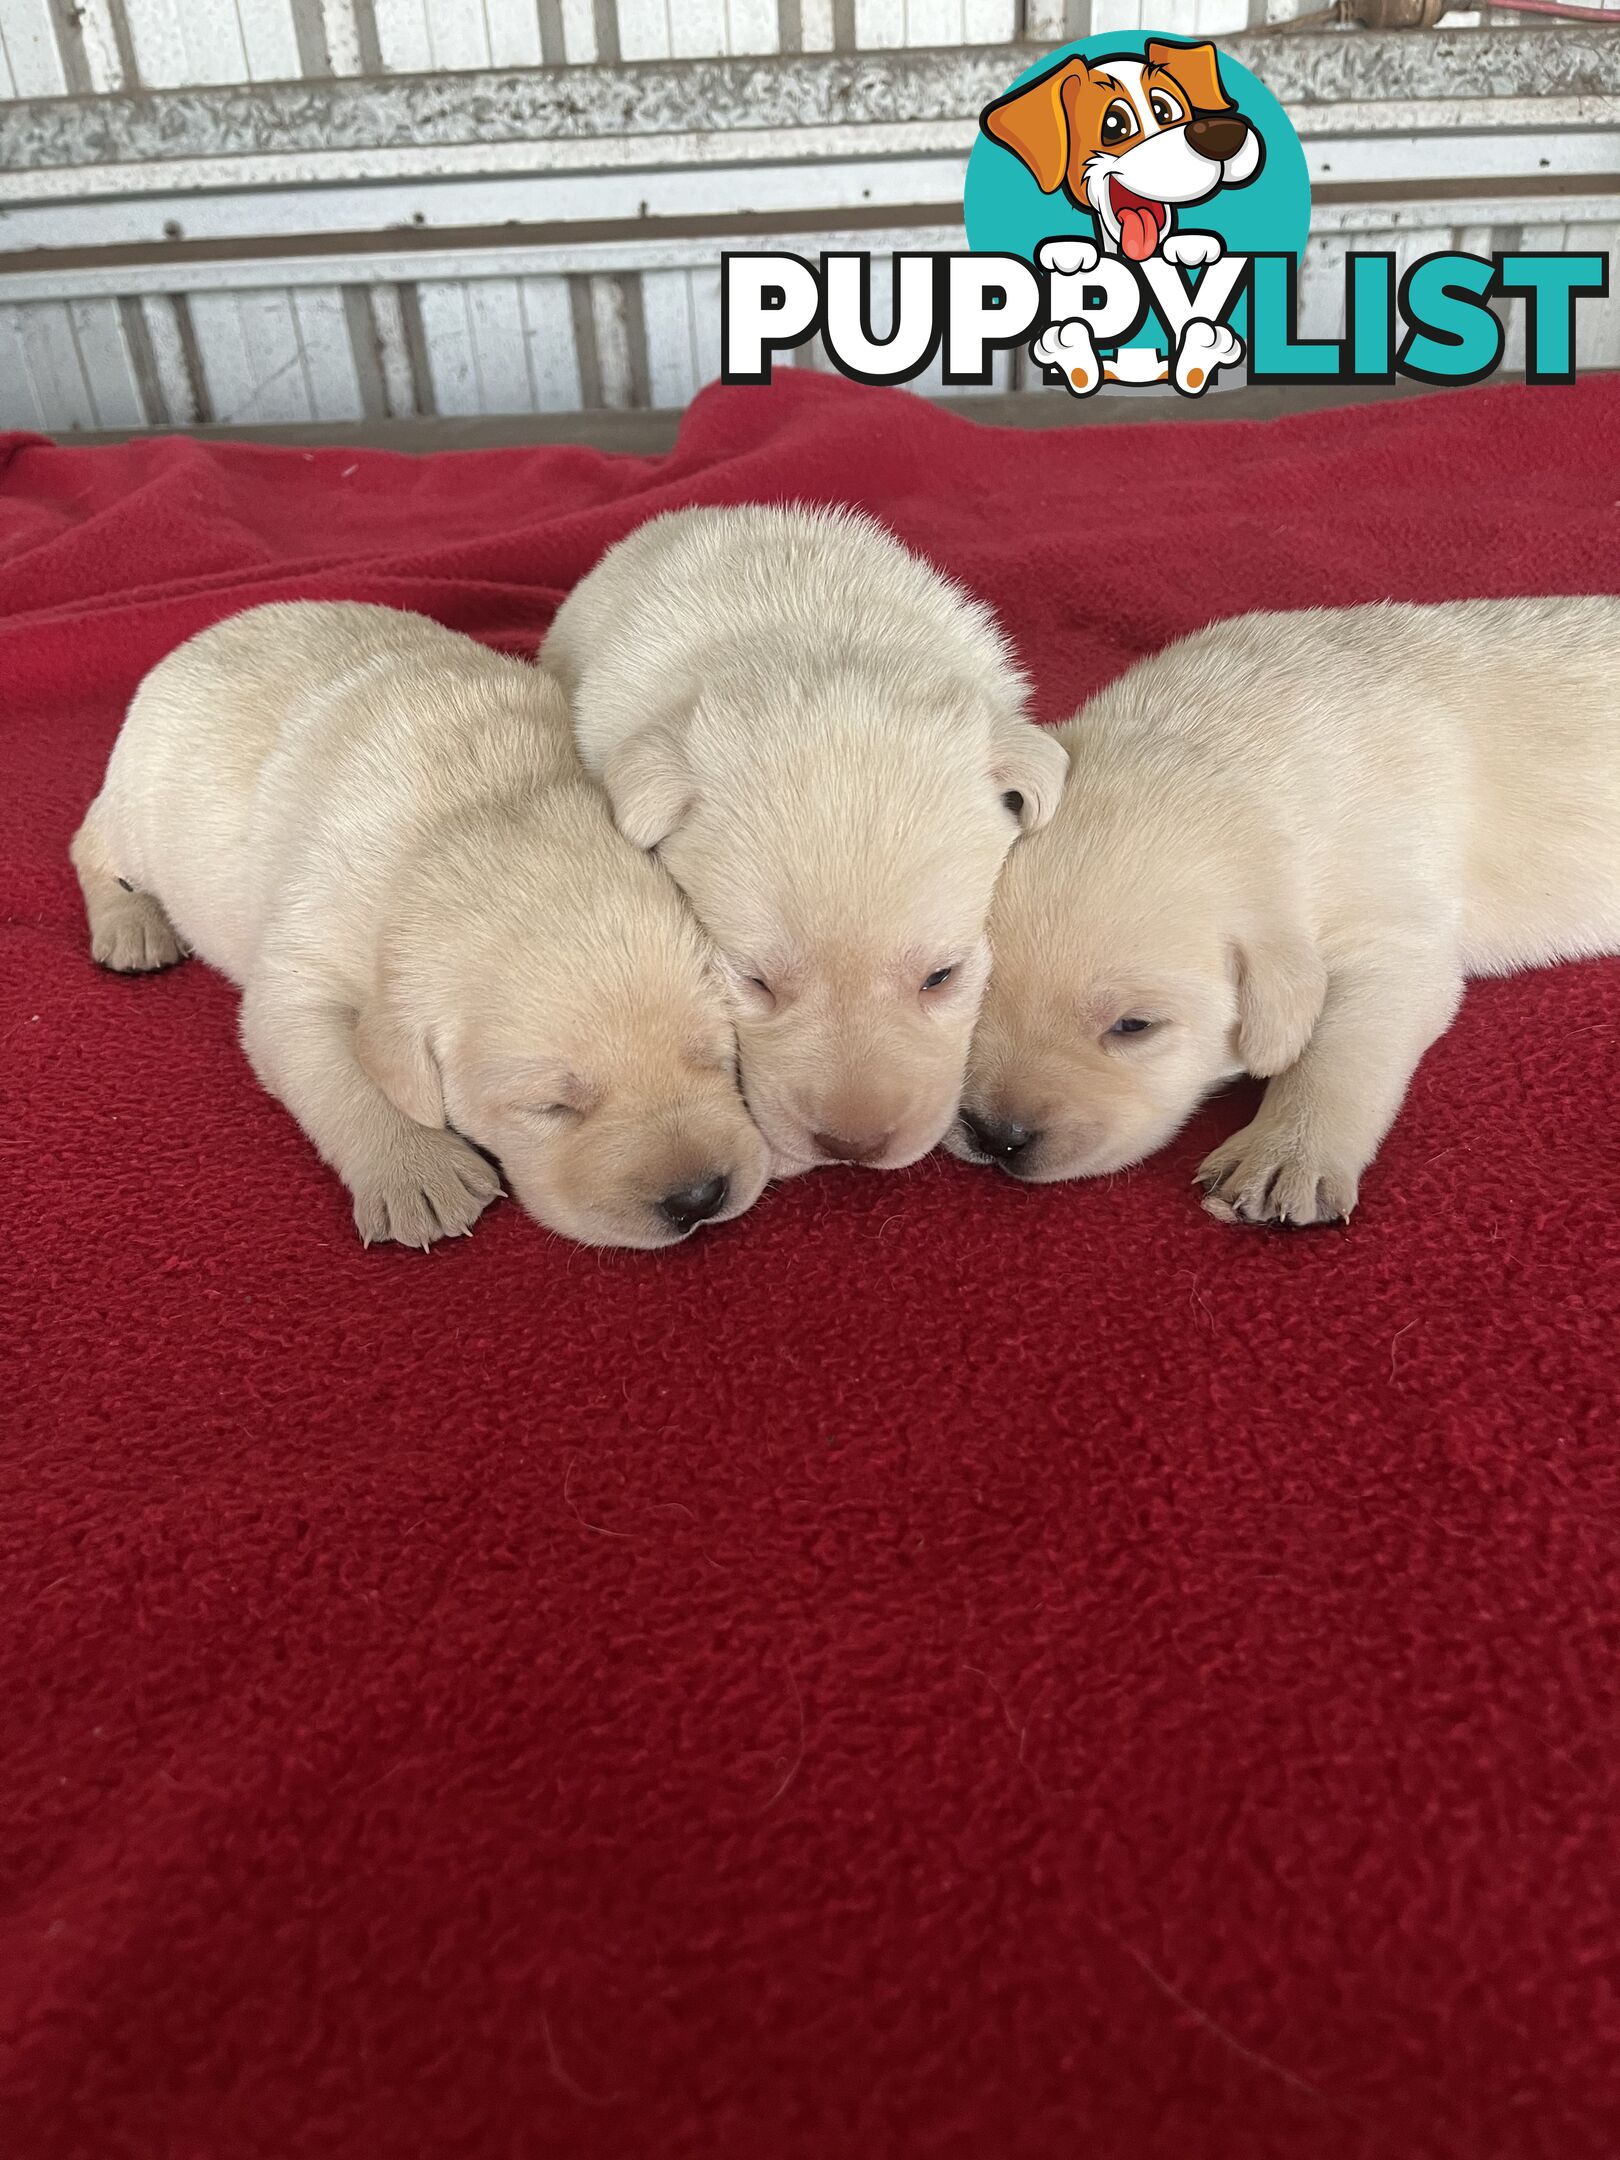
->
left=980, top=39, right=1264, bottom=395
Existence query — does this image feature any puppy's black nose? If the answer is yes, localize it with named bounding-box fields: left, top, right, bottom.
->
left=961, top=1111, right=1037, bottom=1166
left=659, top=1174, right=729, bottom=1232
left=1186, top=113, right=1248, bottom=163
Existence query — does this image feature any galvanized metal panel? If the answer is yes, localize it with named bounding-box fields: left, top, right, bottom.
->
left=292, top=287, right=367, bottom=418
left=0, top=156, right=975, bottom=253
left=122, top=0, right=243, bottom=87
left=186, top=286, right=363, bottom=423
left=729, top=0, right=782, bottom=52
left=136, top=294, right=205, bottom=423
left=13, top=302, right=98, bottom=428
left=640, top=265, right=704, bottom=408
left=517, top=274, right=584, bottom=407
left=559, top=0, right=600, bottom=62
left=462, top=277, right=542, bottom=410
left=0, top=0, right=67, bottom=96
left=485, top=0, right=546, bottom=66
left=236, top=0, right=306, bottom=82
left=854, top=1, right=904, bottom=49
left=370, top=0, right=434, bottom=72
left=3, top=14, right=1617, bottom=434
left=67, top=298, right=148, bottom=426
left=363, top=283, right=422, bottom=413
left=14, top=37, right=1620, bottom=175
left=317, top=0, right=370, bottom=76
left=902, top=0, right=958, bottom=43
left=7, top=295, right=161, bottom=429
left=416, top=280, right=482, bottom=412
left=616, top=0, right=673, bottom=61
left=0, top=308, right=49, bottom=426
left=4, top=199, right=1614, bottom=300
left=799, top=0, right=836, bottom=47
left=588, top=272, right=643, bottom=407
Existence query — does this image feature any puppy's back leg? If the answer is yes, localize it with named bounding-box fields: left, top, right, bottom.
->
left=239, top=978, right=502, bottom=1249
left=70, top=805, right=186, bottom=974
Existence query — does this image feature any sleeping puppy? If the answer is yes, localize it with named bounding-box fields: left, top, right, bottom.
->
left=544, top=506, right=1068, bottom=1175
left=71, top=602, right=768, bottom=1249
left=953, top=598, right=1620, bottom=1225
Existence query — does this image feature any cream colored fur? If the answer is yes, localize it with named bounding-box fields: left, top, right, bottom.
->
left=545, top=505, right=1069, bottom=1175
left=72, top=602, right=768, bottom=1249
left=955, top=597, right=1620, bottom=1224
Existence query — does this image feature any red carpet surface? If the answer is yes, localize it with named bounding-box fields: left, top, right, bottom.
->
left=3, top=370, right=1619, bottom=2160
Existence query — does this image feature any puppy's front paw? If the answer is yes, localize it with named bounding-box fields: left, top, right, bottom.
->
left=1196, top=1125, right=1359, bottom=1228
left=1037, top=237, right=1100, bottom=277
left=351, top=1127, right=503, bottom=1249
left=1160, top=231, right=1224, bottom=270
left=1030, top=317, right=1103, bottom=397
left=92, top=889, right=186, bottom=974
left=1173, top=318, right=1242, bottom=395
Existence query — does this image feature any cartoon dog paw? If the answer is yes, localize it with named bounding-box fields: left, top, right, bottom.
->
left=1161, top=231, right=1225, bottom=271
left=1031, top=317, right=1103, bottom=398
left=1173, top=318, right=1242, bottom=396
left=1036, top=238, right=1100, bottom=278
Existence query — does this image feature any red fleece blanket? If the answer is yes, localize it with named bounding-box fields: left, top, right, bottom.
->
left=3, top=372, right=1618, bottom=2160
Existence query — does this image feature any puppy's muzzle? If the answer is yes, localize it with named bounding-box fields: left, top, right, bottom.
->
left=1186, top=113, right=1248, bottom=164
left=959, top=1111, right=1038, bottom=1171
left=812, top=1128, right=893, bottom=1166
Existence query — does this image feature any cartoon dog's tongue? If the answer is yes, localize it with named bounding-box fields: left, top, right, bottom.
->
left=1111, top=180, right=1166, bottom=263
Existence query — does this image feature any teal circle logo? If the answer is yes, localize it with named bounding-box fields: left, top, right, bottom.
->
left=965, top=35, right=1311, bottom=380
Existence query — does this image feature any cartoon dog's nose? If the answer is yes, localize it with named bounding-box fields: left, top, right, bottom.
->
left=813, top=1130, right=890, bottom=1165
left=659, top=1174, right=729, bottom=1231
left=1186, top=113, right=1249, bottom=164
left=961, top=1112, right=1038, bottom=1167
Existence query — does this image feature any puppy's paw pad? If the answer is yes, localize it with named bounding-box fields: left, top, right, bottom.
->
left=352, top=1129, right=503, bottom=1249
left=1173, top=318, right=1243, bottom=395
left=1037, top=238, right=1099, bottom=277
left=91, top=892, right=187, bottom=974
left=1197, top=1131, right=1358, bottom=1228
left=1161, top=231, right=1223, bottom=270
left=1031, top=318, right=1101, bottom=397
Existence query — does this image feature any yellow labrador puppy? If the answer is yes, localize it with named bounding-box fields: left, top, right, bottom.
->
left=545, top=506, right=1068, bottom=1176
left=954, top=597, right=1620, bottom=1224
left=72, top=602, right=768, bottom=1250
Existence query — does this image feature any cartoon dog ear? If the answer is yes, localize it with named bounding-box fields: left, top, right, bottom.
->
left=356, top=995, right=446, bottom=1129
left=991, top=717, right=1070, bottom=835
left=1146, top=39, right=1234, bottom=115
left=979, top=61, right=1082, bottom=196
left=600, top=723, right=693, bottom=850
left=1233, top=930, right=1327, bottom=1077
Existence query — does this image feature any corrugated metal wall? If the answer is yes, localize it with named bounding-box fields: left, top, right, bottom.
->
left=0, top=1, right=1616, bottom=430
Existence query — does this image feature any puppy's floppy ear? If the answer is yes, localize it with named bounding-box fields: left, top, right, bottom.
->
left=1233, top=930, right=1327, bottom=1077
left=355, top=999, right=445, bottom=1128
left=601, top=724, right=692, bottom=850
left=980, top=61, right=1081, bottom=196
left=1147, top=39, right=1233, bottom=115
left=990, top=717, right=1069, bottom=834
